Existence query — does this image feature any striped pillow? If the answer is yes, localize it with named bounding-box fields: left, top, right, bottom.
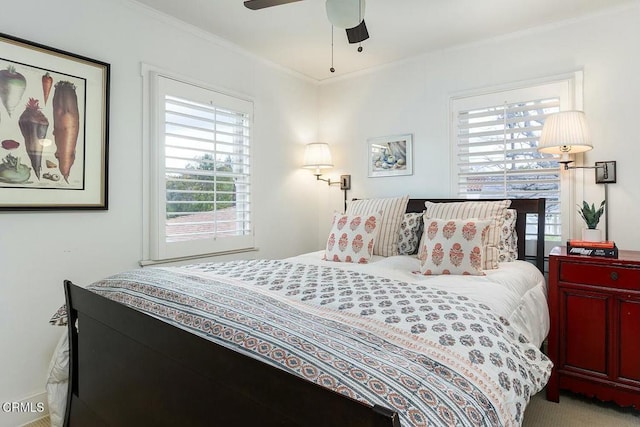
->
left=424, top=200, right=511, bottom=269
left=347, top=195, right=409, bottom=256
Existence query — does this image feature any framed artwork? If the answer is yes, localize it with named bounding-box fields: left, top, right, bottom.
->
left=367, top=134, right=413, bottom=177
left=0, top=32, right=109, bottom=210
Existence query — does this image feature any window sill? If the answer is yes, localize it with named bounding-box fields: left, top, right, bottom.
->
left=139, top=247, right=259, bottom=267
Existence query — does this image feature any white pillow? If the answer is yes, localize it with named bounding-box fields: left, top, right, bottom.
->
left=424, top=200, right=511, bottom=269
left=323, top=212, right=381, bottom=263
left=418, top=218, right=491, bottom=276
left=347, top=195, right=409, bottom=256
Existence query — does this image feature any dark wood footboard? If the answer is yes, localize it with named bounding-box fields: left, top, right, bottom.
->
left=63, top=281, right=401, bottom=427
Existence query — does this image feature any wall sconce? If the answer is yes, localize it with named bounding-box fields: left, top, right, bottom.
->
left=538, top=110, right=617, bottom=239
left=538, top=110, right=616, bottom=182
left=302, top=142, right=351, bottom=211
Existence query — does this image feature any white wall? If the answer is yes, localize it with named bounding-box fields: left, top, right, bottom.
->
left=3, top=1, right=640, bottom=425
left=0, top=1, right=320, bottom=425
left=318, top=3, right=640, bottom=250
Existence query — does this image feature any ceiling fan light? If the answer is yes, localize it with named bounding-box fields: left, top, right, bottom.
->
left=326, top=0, right=365, bottom=29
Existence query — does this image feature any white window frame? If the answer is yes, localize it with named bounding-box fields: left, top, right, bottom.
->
left=141, top=65, right=255, bottom=264
left=449, top=72, right=584, bottom=254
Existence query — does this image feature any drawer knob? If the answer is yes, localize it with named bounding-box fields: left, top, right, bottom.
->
left=610, top=271, right=619, bottom=281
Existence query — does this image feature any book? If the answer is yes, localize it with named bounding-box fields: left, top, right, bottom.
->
left=566, top=240, right=618, bottom=258
left=567, top=239, right=616, bottom=249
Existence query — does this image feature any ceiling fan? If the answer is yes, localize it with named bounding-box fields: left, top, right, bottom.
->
left=243, top=0, right=369, bottom=45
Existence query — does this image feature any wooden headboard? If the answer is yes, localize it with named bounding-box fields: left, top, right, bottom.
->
left=406, top=198, right=546, bottom=272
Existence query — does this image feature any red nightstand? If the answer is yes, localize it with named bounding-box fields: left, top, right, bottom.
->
left=546, top=247, right=640, bottom=408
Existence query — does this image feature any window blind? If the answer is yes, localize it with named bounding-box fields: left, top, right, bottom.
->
left=163, top=95, right=251, bottom=243
left=455, top=97, right=561, bottom=241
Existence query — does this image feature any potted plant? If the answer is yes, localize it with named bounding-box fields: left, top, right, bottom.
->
left=578, top=200, right=605, bottom=241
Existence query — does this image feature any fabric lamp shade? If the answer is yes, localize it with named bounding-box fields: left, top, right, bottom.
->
left=538, top=110, right=593, bottom=155
left=303, top=143, right=334, bottom=173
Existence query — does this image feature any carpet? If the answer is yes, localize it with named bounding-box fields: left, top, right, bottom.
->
left=524, top=390, right=640, bottom=426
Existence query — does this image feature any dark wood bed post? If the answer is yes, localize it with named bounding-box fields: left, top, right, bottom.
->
left=535, top=198, right=546, bottom=272
left=62, top=281, right=79, bottom=427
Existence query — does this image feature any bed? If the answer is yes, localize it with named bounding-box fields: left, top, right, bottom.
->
left=51, top=197, right=551, bottom=427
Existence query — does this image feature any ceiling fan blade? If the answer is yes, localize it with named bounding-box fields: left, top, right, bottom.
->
left=346, top=20, right=369, bottom=44
left=244, top=0, right=304, bottom=10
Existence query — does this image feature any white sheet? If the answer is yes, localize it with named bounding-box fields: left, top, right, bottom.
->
left=287, top=251, right=549, bottom=348
left=47, top=331, right=68, bottom=427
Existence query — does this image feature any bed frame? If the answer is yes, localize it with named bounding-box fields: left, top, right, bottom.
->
left=63, top=198, right=545, bottom=427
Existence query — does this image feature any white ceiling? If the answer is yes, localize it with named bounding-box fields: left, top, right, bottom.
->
left=134, top=0, right=632, bottom=82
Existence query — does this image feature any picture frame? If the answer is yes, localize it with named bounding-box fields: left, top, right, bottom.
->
left=0, top=32, right=109, bottom=210
left=367, top=134, right=413, bottom=177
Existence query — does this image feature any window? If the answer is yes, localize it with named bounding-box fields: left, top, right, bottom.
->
left=148, top=73, right=253, bottom=261
left=451, top=76, right=581, bottom=251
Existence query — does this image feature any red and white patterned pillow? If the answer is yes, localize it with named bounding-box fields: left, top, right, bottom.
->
left=324, top=212, right=381, bottom=263
left=417, top=218, right=491, bottom=276
left=424, top=200, right=511, bottom=269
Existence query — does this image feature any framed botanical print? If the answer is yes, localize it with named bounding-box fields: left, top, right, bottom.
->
left=0, top=32, right=109, bottom=209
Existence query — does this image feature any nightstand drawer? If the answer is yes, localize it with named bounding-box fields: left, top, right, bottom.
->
left=560, top=262, right=640, bottom=291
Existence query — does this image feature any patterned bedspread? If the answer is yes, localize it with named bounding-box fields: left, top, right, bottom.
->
left=82, top=260, right=552, bottom=426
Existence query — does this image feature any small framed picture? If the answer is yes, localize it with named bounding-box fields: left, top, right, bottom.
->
left=367, top=134, right=413, bottom=177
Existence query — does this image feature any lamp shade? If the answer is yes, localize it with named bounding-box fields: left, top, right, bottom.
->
left=303, top=143, right=333, bottom=171
left=538, top=110, right=593, bottom=155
